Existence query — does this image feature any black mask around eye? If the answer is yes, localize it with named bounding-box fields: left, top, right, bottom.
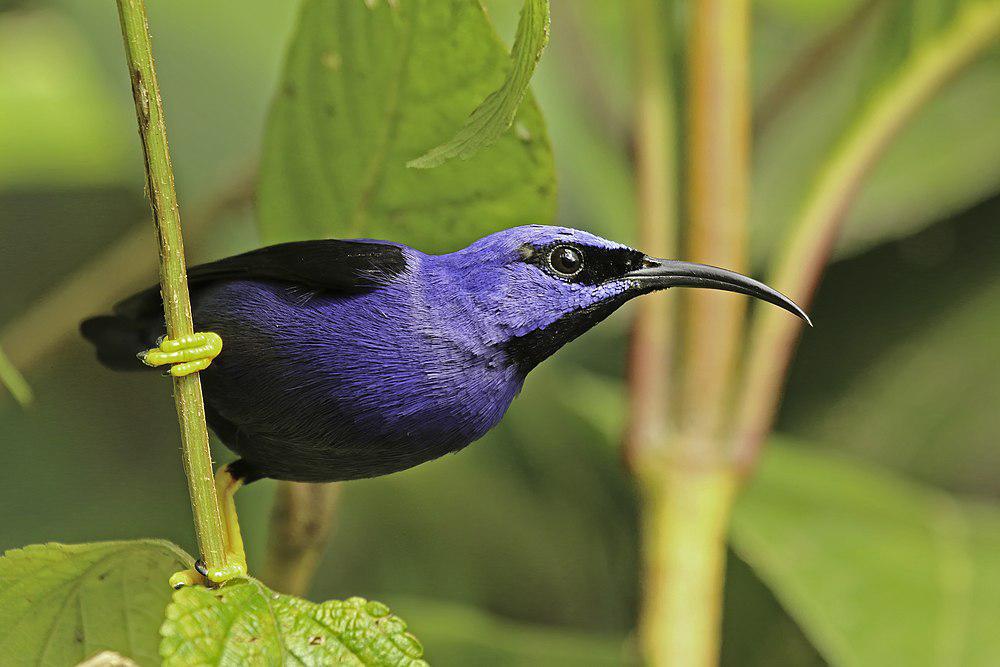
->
left=522, top=242, right=647, bottom=285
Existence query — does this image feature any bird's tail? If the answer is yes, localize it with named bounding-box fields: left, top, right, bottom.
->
left=80, top=314, right=162, bottom=372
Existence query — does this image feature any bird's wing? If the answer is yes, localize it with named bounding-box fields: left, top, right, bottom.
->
left=114, top=239, right=407, bottom=319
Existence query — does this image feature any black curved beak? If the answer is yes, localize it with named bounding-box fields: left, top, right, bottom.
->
left=627, top=258, right=812, bottom=326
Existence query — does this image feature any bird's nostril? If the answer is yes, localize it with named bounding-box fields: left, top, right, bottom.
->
left=642, top=258, right=658, bottom=269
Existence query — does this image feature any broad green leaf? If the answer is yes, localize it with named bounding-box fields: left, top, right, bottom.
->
left=732, top=441, right=1000, bottom=667
left=407, top=0, right=549, bottom=168
left=721, top=551, right=826, bottom=667
left=0, top=10, right=130, bottom=188
left=782, top=234, right=1000, bottom=493
left=752, top=0, right=1000, bottom=265
left=160, top=578, right=427, bottom=666
left=392, top=597, right=632, bottom=665
left=258, top=0, right=556, bottom=251
left=0, top=540, right=191, bottom=666
left=0, top=344, right=31, bottom=407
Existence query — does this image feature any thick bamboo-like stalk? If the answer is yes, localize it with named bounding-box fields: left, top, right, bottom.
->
left=625, top=0, right=677, bottom=467
left=682, top=0, right=751, bottom=445
left=628, top=2, right=741, bottom=665
left=114, top=0, right=227, bottom=573
left=639, top=465, right=738, bottom=667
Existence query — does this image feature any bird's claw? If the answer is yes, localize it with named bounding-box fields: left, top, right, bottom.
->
left=169, top=568, right=204, bottom=590
left=169, top=557, right=248, bottom=589
left=139, top=331, right=222, bottom=377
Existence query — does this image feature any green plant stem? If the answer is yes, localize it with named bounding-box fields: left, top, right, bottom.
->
left=629, top=2, right=748, bottom=663
left=625, top=0, right=677, bottom=467
left=682, top=0, right=750, bottom=445
left=639, top=465, right=738, bottom=667
left=731, top=1, right=1000, bottom=467
left=0, top=344, right=32, bottom=407
left=114, top=0, right=227, bottom=573
left=262, top=482, right=342, bottom=596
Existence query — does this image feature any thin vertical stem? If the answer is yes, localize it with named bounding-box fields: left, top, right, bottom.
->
left=626, top=0, right=677, bottom=467
left=114, top=0, right=227, bottom=572
left=682, top=0, right=750, bottom=446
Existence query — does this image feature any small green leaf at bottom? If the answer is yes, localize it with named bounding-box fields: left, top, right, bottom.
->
left=160, top=579, right=428, bottom=666
left=0, top=540, right=192, bottom=666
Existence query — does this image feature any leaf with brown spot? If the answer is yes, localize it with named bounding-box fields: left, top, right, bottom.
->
left=160, top=579, right=427, bottom=666
left=0, top=540, right=191, bottom=666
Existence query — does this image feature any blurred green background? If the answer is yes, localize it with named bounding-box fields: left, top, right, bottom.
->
left=2, top=0, right=999, bottom=664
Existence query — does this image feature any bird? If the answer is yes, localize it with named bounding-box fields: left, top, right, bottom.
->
left=81, top=224, right=809, bottom=585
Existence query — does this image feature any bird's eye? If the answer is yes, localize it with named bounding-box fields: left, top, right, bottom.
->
left=548, top=245, right=584, bottom=277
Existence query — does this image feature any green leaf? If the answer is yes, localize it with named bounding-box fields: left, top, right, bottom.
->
left=721, top=552, right=826, bottom=667
left=0, top=540, right=191, bottom=666
left=773, top=189, right=1000, bottom=494
left=732, top=441, right=1000, bottom=667
left=258, top=0, right=556, bottom=252
left=160, top=578, right=427, bottom=666
left=407, top=0, right=549, bottom=169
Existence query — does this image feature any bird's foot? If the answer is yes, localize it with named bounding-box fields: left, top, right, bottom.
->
left=169, top=463, right=249, bottom=589
left=169, top=556, right=247, bottom=590
left=139, top=331, right=222, bottom=377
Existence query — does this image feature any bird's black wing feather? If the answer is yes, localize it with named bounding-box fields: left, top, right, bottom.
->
left=114, top=239, right=407, bottom=319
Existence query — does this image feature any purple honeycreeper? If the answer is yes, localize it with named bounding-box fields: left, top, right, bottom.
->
left=84, top=224, right=808, bottom=485
left=83, top=225, right=809, bottom=585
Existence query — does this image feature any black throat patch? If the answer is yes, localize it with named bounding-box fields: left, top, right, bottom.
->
left=500, top=292, right=633, bottom=375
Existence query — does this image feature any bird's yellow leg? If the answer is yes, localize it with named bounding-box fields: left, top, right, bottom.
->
left=139, top=331, right=222, bottom=377
left=168, top=464, right=248, bottom=589
left=214, top=463, right=247, bottom=572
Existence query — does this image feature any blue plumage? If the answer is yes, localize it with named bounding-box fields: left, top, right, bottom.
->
left=82, top=225, right=807, bottom=483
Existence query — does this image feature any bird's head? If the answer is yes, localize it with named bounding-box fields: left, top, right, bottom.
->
left=438, top=225, right=809, bottom=373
